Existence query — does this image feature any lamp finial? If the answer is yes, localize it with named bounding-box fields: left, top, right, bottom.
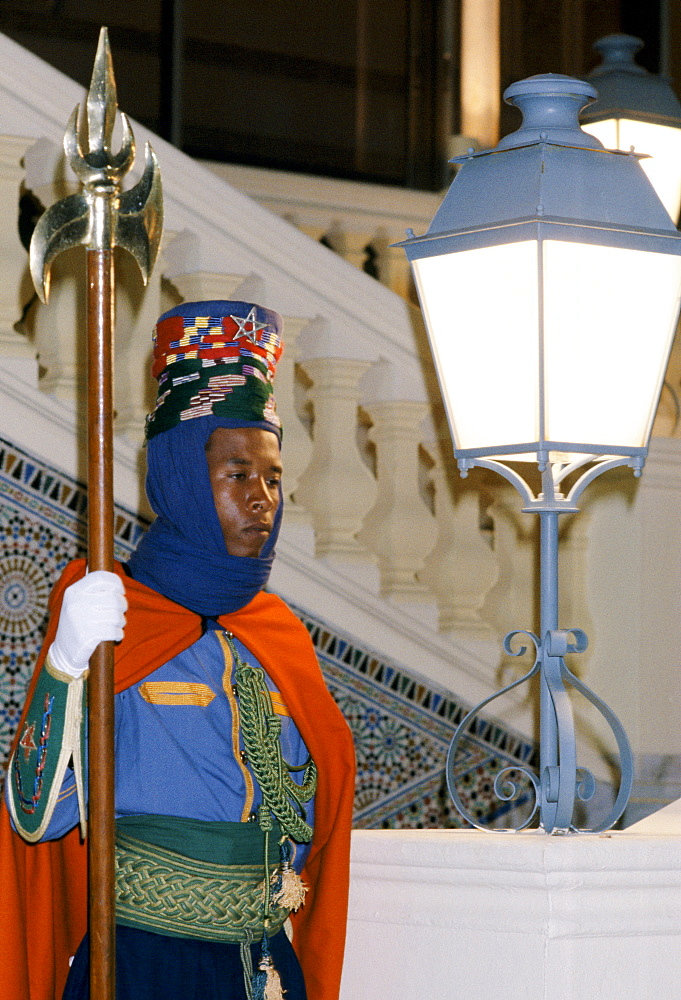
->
left=497, top=74, right=601, bottom=151
left=591, top=34, right=646, bottom=77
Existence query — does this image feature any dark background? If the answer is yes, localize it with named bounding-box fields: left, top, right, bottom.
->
left=0, top=0, right=675, bottom=191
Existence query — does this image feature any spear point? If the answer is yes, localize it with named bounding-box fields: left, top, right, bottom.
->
left=29, top=25, right=163, bottom=301
left=86, top=26, right=117, bottom=159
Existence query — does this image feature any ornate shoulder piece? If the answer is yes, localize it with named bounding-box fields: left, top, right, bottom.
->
left=7, top=653, right=86, bottom=842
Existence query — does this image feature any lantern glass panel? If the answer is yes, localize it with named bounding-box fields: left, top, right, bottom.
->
left=583, top=118, right=681, bottom=223
left=413, top=240, right=539, bottom=452
left=543, top=239, right=681, bottom=449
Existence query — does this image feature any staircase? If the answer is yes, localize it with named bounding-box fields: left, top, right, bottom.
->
left=2, top=32, right=681, bottom=828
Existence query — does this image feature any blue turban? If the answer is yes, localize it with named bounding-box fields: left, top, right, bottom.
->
left=127, top=416, right=283, bottom=616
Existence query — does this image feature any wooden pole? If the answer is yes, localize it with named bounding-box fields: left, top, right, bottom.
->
left=87, top=248, right=116, bottom=999
left=28, top=30, right=163, bottom=992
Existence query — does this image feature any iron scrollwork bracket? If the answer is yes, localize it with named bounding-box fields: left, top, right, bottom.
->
left=446, top=625, right=633, bottom=833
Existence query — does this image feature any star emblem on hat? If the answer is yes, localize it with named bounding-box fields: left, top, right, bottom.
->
left=229, top=307, right=268, bottom=345
left=19, top=721, right=37, bottom=761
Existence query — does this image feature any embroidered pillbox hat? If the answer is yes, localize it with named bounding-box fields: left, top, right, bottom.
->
left=145, top=299, right=284, bottom=441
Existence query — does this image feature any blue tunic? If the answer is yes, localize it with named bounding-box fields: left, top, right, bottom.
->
left=41, top=626, right=314, bottom=875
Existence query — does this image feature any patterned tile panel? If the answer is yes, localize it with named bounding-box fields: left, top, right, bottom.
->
left=292, top=608, right=538, bottom=828
left=0, top=434, right=538, bottom=826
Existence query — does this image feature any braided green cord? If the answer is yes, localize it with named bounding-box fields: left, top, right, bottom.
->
left=226, top=634, right=317, bottom=844
left=261, top=809, right=271, bottom=922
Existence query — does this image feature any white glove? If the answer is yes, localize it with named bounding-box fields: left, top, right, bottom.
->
left=48, top=570, right=127, bottom=679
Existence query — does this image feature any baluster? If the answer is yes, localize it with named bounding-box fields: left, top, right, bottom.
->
left=22, top=144, right=80, bottom=395
left=358, top=401, right=437, bottom=604
left=483, top=484, right=536, bottom=644
left=277, top=317, right=313, bottom=525
left=0, top=136, right=35, bottom=366
left=32, top=248, right=85, bottom=400
left=558, top=510, right=594, bottom=667
left=113, top=239, right=172, bottom=443
left=420, top=448, right=498, bottom=637
left=365, top=226, right=410, bottom=293
left=382, top=243, right=416, bottom=300
left=320, top=220, right=347, bottom=257
left=294, top=357, right=377, bottom=560
left=319, top=222, right=371, bottom=273
left=340, top=232, right=374, bottom=272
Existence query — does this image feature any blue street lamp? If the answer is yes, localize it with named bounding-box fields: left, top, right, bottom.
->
left=582, top=34, right=681, bottom=225
left=398, top=74, right=681, bottom=833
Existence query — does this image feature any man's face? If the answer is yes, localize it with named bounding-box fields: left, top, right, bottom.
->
left=206, top=427, right=282, bottom=558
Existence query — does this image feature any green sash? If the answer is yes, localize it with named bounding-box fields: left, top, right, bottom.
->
left=114, top=816, right=289, bottom=942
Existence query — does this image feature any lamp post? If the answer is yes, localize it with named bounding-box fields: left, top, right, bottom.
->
left=398, top=74, right=681, bottom=833
left=581, top=34, right=681, bottom=225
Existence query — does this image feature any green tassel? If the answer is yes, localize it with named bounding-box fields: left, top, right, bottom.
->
left=271, top=839, right=307, bottom=911
left=252, top=934, right=286, bottom=1000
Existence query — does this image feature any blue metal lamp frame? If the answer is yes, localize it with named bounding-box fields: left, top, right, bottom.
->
left=396, top=72, right=681, bottom=834
left=446, top=453, right=636, bottom=833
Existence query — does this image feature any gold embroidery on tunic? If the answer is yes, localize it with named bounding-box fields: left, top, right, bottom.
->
left=268, top=693, right=290, bottom=717
left=138, top=681, right=216, bottom=707
left=217, top=631, right=254, bottom=822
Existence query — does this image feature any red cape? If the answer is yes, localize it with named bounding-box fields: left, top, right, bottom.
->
left=0, top=561, right=355, bottom=1000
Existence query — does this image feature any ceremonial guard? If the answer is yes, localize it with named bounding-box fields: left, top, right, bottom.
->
left=2, top=299, right=356, bottom=1000
left=0, top=27, right=353, bottom=1000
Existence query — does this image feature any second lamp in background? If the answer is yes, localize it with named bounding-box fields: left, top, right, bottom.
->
left=582, top=33, right=681, bottom=225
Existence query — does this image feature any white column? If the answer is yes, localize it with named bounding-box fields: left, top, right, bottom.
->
left=294, top=357, right=377, bottom=561
left=420, top=450, right=498, bottom=637
left=358, top=401, right=437, bottom=601
left=31, top=239, right=167, bottom=414
left=460, top=0, right=501, bottom=149
left=0, top=136, right=38, bottom=364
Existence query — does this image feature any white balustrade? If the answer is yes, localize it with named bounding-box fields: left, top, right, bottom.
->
left=28, top=235, right=168, bottom=424
left=358, top=400, right=437, bottom=601
left=320, top=219, right=347, bottom=256
left=5, top=141, right=628, bottom=666
left=294, top=357, right=378, bottom=561
left=206, top=160, right=441, bottom=300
